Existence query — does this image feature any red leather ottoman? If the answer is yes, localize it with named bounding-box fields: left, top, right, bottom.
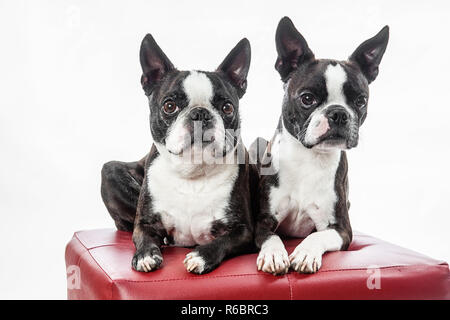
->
left=65, top=229, right=449, bottom=299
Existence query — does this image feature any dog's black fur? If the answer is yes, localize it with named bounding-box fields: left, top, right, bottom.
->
left=250, top=17, right=389, bottom=275
left=102, top=35, right=257, bottom=274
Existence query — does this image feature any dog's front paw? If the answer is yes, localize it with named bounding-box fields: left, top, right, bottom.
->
left=289, top=244, right=323, bottom=274
left=132, top=247, right=163, bottom=272
left=257, top=237, right=290, bottom=275
left=184, top=251, right=209, bottom=274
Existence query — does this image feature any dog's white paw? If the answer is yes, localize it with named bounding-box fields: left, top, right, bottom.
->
left=257, top=236, right=290, bottom=275
left=133, top=253, right=163, bottom=272
left=184, top=251, right=206, bottom=274
left=289, top=244, right=323, bottom=274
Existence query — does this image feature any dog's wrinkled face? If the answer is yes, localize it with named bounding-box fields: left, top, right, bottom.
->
left=275, top=17, right=389, bottom=150
left=139, top=35, right=251, bottom=162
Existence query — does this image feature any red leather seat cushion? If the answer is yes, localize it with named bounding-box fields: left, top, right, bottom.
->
left=65, top=229, right=449, bottom=299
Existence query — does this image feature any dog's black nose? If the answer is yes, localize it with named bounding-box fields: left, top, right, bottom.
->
left=189, top=107, right=213, bottom=126
left=327, top=106, right=349, bottom=126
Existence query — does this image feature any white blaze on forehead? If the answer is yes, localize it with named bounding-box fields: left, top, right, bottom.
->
left=165, top=71, right=227, bottom=161
left=324, top=64, right=347, bottom=105
left=304, top=64, right=354, bottom=146
left=182, top=71, right=214, bottom=107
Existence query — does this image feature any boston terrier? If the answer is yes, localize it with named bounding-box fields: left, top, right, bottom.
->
left=251, top=17, right=389, bottom=275
left=101, top=34, right=257, bottom=274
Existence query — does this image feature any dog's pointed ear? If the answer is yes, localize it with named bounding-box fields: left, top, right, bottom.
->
left=216, top=38, right=251, bottom=98
left=275, top=16, right=314, bottom=81
left=349, top=26, right=389, bottom=83
left=140, top=34, right=175, bottom=95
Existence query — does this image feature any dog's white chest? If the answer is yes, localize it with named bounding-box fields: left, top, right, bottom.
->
left=269, top=131, right=341, bottom=237
left=146, top=157, right=238, bottom=246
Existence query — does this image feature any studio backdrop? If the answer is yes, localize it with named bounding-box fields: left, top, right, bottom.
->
left=0, top=0, right=449, bottom=299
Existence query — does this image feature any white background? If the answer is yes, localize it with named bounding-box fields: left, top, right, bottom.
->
left=0, top=0, right=449, bottom=299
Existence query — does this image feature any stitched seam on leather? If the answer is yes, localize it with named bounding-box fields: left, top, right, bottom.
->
left=111, top=264, right=449, bottom=283
left=81, top=243, right=128, bottom=250
left=113, top=273, right=279, bottom=283
left=73, top=232, right=114, bottom=299
left=286, top=273, right=293, bottom=300
left=83, top=242, right=448, bottom=268
left=82, top=243, right=171, bottom=250
left=292, top=264, right=450, bottom=274
left=79, top=233, right=448, bottom=268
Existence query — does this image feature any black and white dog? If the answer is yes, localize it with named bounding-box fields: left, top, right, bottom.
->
left=251, top=17, right=389, bottom=275
left=101, top=34, right=257, bottom=274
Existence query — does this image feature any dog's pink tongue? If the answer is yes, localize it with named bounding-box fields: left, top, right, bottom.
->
left=312, top=115, right=330, bottom=137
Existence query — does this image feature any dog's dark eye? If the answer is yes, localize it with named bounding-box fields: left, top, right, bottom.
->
left=355, top=95, right=367, bottom=108
left=222, top=102, right=234, bottom=115
left=162, top=100, right=179, bottom=115
left=300, top=93, right=317, bottom=108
